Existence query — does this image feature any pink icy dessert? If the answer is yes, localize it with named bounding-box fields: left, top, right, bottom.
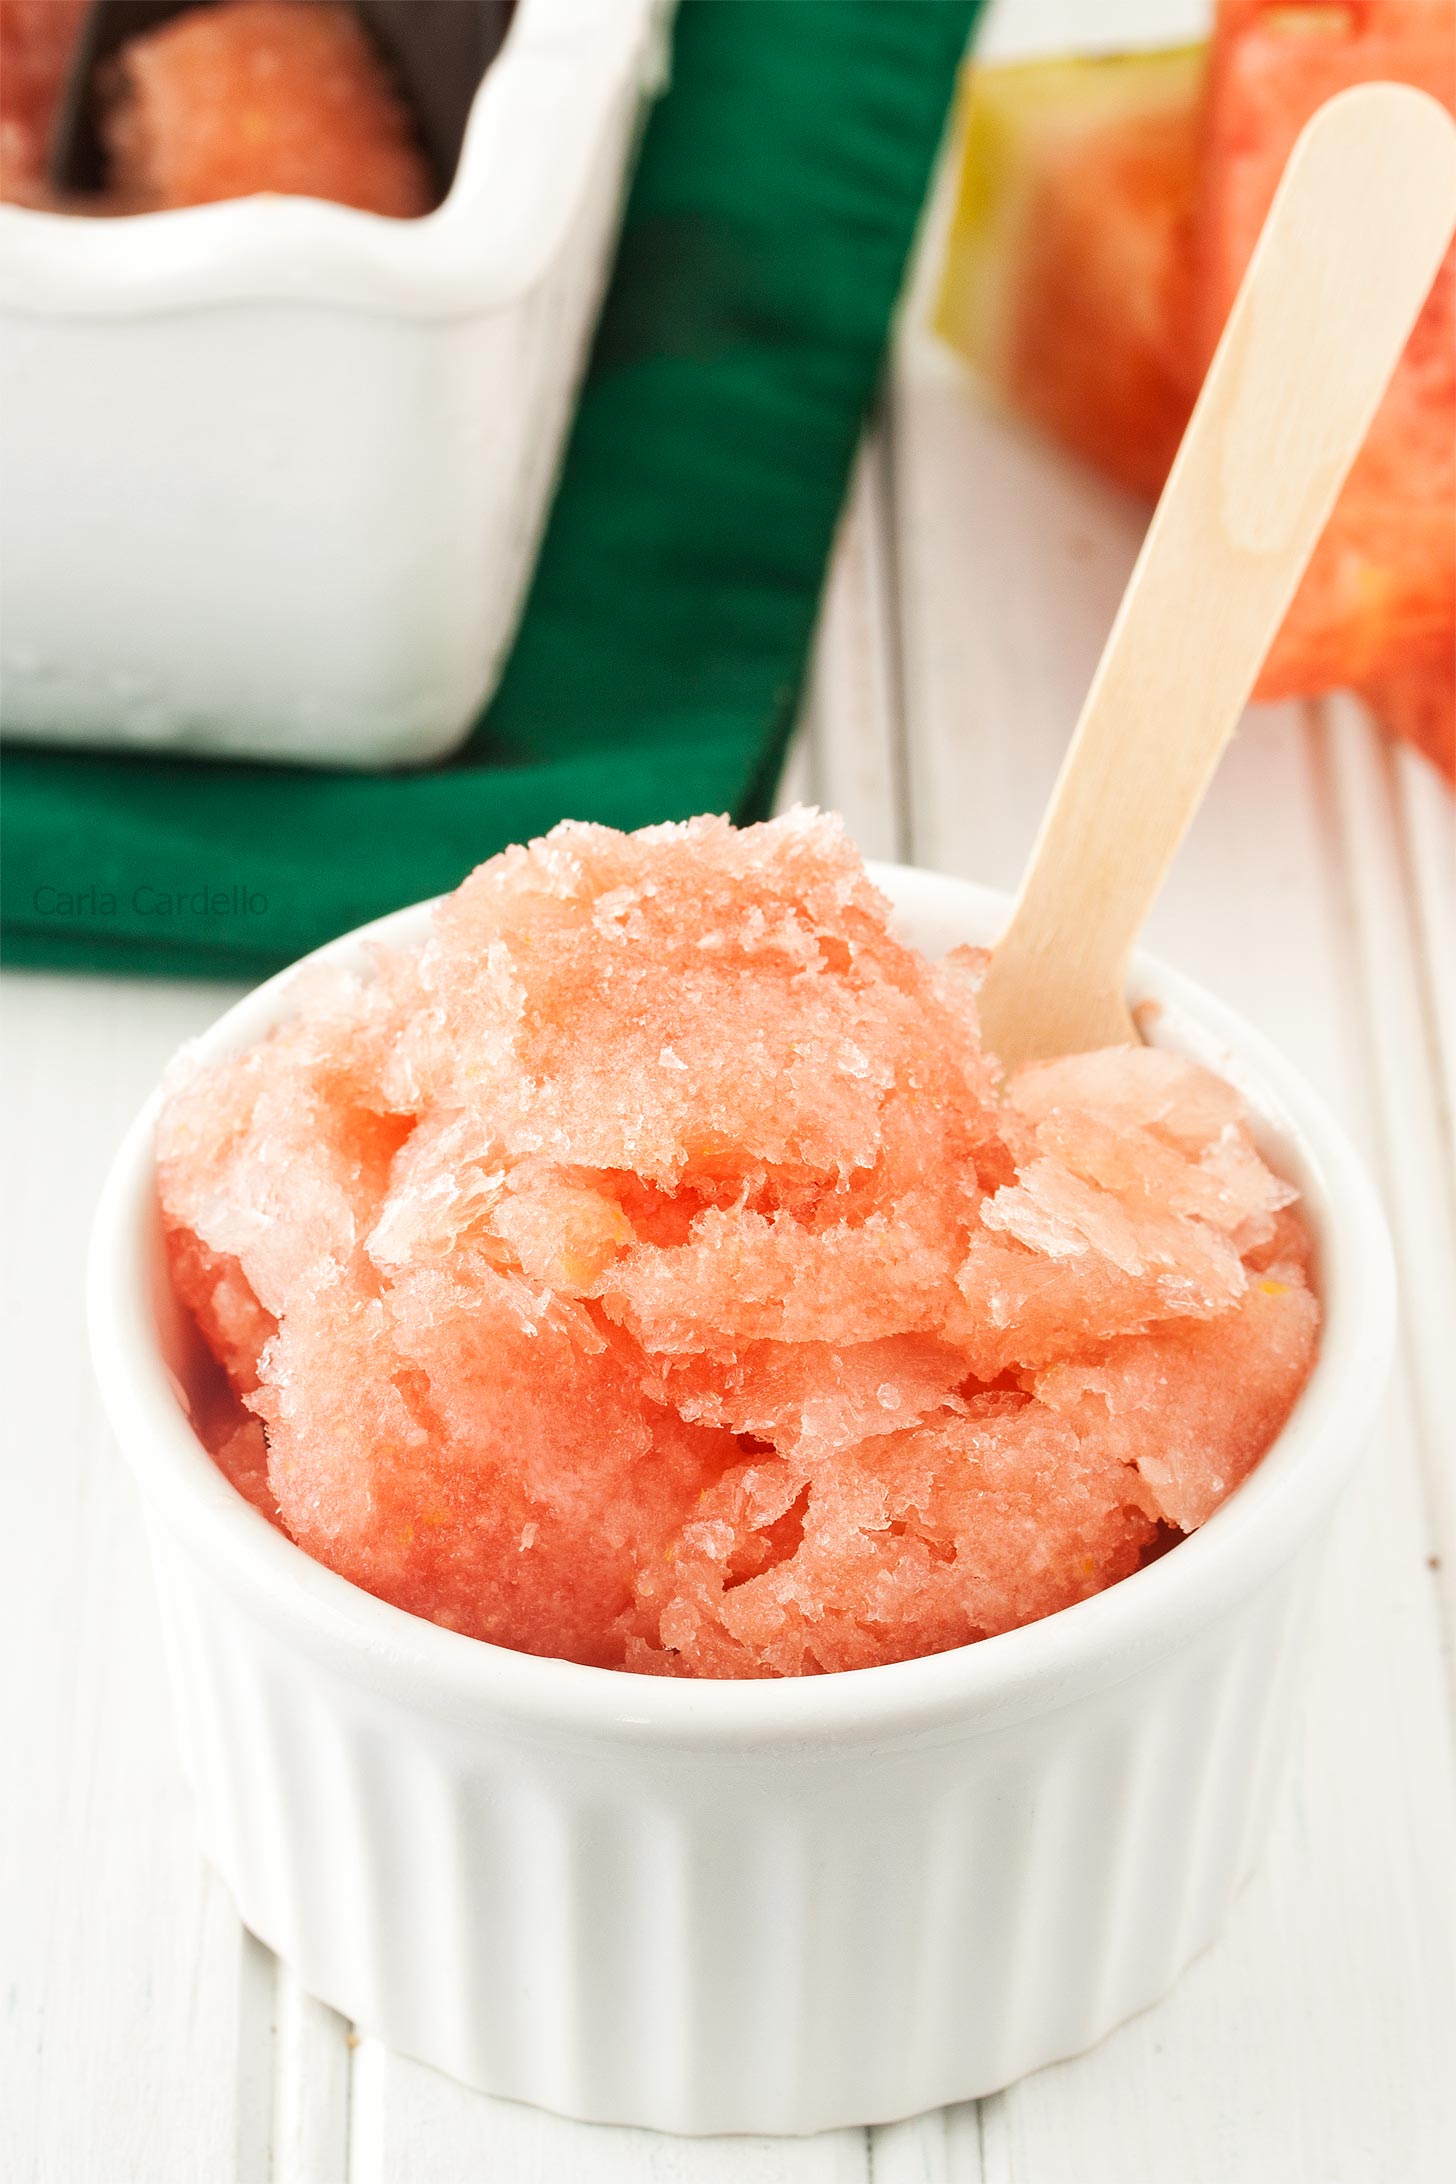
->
left=156, top=813, right=1320, bottom=1678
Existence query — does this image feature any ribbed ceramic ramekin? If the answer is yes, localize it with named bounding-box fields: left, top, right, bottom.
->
left=0, top=0, right=671, bottom=768
left=88, top=867, right=1395, bottom=2135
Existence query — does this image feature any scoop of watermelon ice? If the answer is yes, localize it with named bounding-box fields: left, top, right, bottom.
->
left=157, top=811, right=1320, bottom=1675
left=103, top=0, right=434, bottom=215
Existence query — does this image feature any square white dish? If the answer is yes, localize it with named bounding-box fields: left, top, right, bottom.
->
left=0, top=0, right=672, bottom=769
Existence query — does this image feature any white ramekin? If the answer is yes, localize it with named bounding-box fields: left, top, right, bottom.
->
left=88, top=866, right=1396, bottom=2134
left=0, top=0, right=671, bottom=769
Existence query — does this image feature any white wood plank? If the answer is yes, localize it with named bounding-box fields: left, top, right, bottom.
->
left=890, top=345, right=1150, bottom=896
left=801, top=433, right=907, bottom=863
left=869, top=2105, right=983, bottom=2184
left=886, top=303, right=1456, bottom=2184
left=1322, top=700, right=1456, bottom=1661
left=1393, top=742, right=1456, bottom=1156
left=348, top=2038, right=869, bottom=2184
left=236, top=1930, right=280, bottom=2184
left=774, top=722, right=818, bottom=817
left=1, top=971, right=254, bottom=2184
left=275, top=1970, right=354, bottom=2184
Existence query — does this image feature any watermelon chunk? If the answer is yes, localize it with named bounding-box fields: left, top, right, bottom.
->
left=1200, top=0, right=1456, bottom=346
left=1358, top=637, right=1456, bottom=778
left=937, top=3, right=1456, bottom=775
left=936, top=49, right=1203, bottom=503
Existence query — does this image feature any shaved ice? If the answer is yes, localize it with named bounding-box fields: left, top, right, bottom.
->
left=156, top=813, right=1319, bottom=1677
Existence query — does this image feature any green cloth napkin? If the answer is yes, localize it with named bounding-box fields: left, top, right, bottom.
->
left=2, top=0, right=980, bottom=981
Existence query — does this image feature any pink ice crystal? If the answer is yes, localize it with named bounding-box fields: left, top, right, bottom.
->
left=156, top=813, right=1319, bottom=1676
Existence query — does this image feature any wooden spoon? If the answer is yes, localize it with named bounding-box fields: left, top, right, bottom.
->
left=975, top=83, right=1456, bottom=1069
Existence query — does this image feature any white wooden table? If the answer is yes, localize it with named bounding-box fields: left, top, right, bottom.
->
left=5, top=4, right=1455, bottom=2175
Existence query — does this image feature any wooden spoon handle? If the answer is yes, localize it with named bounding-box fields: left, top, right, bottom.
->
left=977, top=83, right=1456, bottom=1068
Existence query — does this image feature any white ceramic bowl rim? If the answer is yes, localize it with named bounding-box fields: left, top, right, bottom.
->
left=0, top=0, right=666, bottom=317
left=89, top=866, right=1396, bottom=1750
